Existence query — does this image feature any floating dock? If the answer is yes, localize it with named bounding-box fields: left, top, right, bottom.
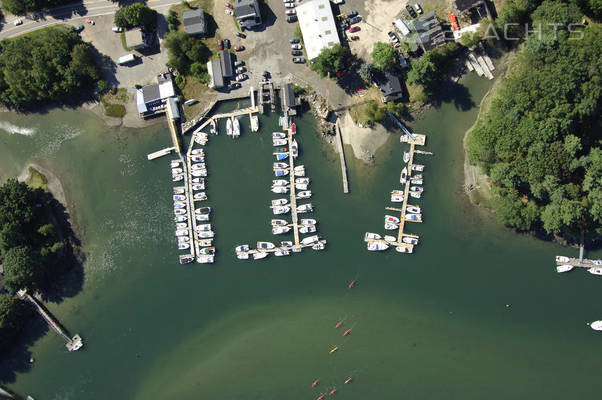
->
left=555, top=254, right=601, bottom=270
left=147, top=147, right=176, bottom=160
left=335, top=120, right=349, bottom=194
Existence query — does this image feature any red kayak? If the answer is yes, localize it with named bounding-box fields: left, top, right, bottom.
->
left=291, top=123, right=297, bottom=133
left=329, top=388, right=337, bottom=396
left=317, top=395, right=325, bottom=400
left=312, top=379, right=320, bottom=387
left=344, top=377, right=353, bottom=384
left=343, top=329, right=351, bottom=336
left=334, top=320, right=344, bottom=329
left=348, top=280, right=356, bottom=289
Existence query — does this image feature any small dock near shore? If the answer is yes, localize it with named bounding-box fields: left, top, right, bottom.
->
left=335, top=120, right=349, bottom=194
left=147, top=147, right=176, bottom=160
left=555, top=247, right=601, bottom=273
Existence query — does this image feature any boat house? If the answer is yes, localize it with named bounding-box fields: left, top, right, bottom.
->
left=375, top=71, right=403, bottom=103
left=280, top=83, right=300, bottom=115
left=182, top=9, right=208, bottom=37
left=233, top=0, right=262, bottom=30
left=296, top=0, right=340, bottom=61
left=136, top=73, right=176, bottom=117
left=125, top=28, right=147, bottom=51
left=207, top=59, right=225, bottom=89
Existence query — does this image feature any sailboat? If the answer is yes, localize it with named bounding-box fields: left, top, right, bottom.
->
left=232, top=117, right=240, bottom=138
left=226, top=117, right=233, bottom=136
left=250, top=114, right=259, bottom=132
left=292, top=139, right=299, bottom=158
left=210, top=119, right=217, bottom=135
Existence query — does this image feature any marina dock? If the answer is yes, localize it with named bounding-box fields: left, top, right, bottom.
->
left=287, top=125, right=301, bottom=247
left=147, top=147, right=175, bottom=160
left=335, top=120, right=349, bottom=194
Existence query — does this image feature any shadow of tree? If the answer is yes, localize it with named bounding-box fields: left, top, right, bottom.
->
left=0, top=316, right=48, bottom=384
left=90, top=46, right=119, bottom=87
left=434, top=79, right=475, bottom=111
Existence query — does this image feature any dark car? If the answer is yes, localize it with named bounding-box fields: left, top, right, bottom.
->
left=286, top=15, right=298, bottom=23
left=289, top=38, right=300, bottom=44
left=235, top=31, right=246, bottom=39
left=293, top=57, right=306, bottom=64
left=346, top=11, right=358, bottom=19
left=224, top=39, right=231, bottom=49
left=406, top=5, right=417, bottom=18
left=73, top=25, right=85, bottom=32
left=348, top=16, right=362, bottom=24
left=291, top=50, right=303, bottom=56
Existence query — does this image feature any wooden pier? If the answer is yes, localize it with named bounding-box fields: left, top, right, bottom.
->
left=147, top=147, right=176, bottom=160
left=335, top=120, right=349, bottom=194
left=287, top=126, right=301, bottom=246
left=555, top=254, right=601, bottom=269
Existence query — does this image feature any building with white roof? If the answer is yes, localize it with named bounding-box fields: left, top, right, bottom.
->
left=136, top=73, right=176, bottom=117
left=296, top=0, right=340, bottom=60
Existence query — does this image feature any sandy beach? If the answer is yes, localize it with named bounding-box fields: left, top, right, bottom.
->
left=17, top=163, right=67, bottom=206
left=337, top=111, right=392, bottom=164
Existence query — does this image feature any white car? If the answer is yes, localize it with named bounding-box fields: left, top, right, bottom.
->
left=332, top=0, right=344, bottom=3
left=14, top=19, right=23, bottom=26
left=285, top=9, right=296, bottom=15
left=285, top=3, right=295, bottom=7
left=283, top=0, right=295, bottom=2
left=291, top=43, right=302, bottom=50
left=414, top=3, right=423, bottom=14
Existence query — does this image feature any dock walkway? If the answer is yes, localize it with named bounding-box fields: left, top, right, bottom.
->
left=287, top=126, right=301, bottom=246
left=335, top=119, right=349, bottom=194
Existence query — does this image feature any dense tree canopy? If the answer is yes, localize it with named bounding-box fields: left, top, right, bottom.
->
left=0, top=26, right=100, bottom=109
left=310, top=44, right=347, bottom=78
left=0, top=293, right=26, bottom=354
left=468, top=5, right=601, bottom=238
left=407, top=42, right=460, bottom=96
left=1, top=0, right=71, bottom=15
left=114, top=3, right=157, bottom=29
left=371, top=42, right=397, bottom=71
left=164, top=31, right=211, bottom=77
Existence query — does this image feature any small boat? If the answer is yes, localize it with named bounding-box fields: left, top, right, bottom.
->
left=191, top=169, right=207, bottom=177
left=192, top=177, right=205, bottom=184
left=175, top=229, right=189, bottom=237
left=555, top=256, right=570, bottom=263
left=412, top=164, right=425, bottom=171
left=403, top=237, right=419, bottom=245
left=590, top=321, right=602, bottom=330
left=385, top=215, right=400, bottom=224
left=257, top=241, right=276, bottom=250
left=272, top=226, right=291, bottom=235
left=407, top=205, right=421, bottom=214
left=556, top=264, right=573, bottom=273
left=271, top=186, right=289, bottom=194
left=174, top=202, right=186, bottom=209
left=273, top=138, right=287, bottom=146
left=236, top=244, right=249, bottom=252
left=192, top=183, right=205, bottom=191
left=299, top=225, right=316, bottom=234
left=391, top=189, right=404, bottom=195
left=344, top=377, right=352, bottom=384
left=274, top=169, right=289, bottom=177
left=174, top=215, right=188, bottom=222
left=192, top=163, right=206, bottom=170
left=194, top=135, right=208, bottom=145
left=395, top=245, right=413, bottom=253
left=384, top=222, right=399, bottom=230
left=195, top=207, right=211, bottom=214
left=173, top=186, right=185, bottom=194
left=191, top=155, right=204, bottom=162
left=232, top=117, right=240, bottom=138
left=297, top=203, right=313, bottom=213
left=178, top=242, right=190, bottom=250
left=273, top=179, right=288, bottom=186
left=403, top=151, right=410, bottom=163
left=197, top=231, right=214, bottom=238
left=197, top=254, right=214, bottom=264
left=400, top=167, right=407, bottom=184
left=593, top=260, right=602, bottom=266
left=291, top=123, right=296, bottom=133
left=292, top=139, right=298, bottom=158
left=312, top=379, right=320, bottom=387
left=198, top=247, right=215, bottom=255
left=294, top=170, right=305, bottom=177
left=237, top=252, right=250, bottom=260
left=391, top=194, right=404, bottom=202
left=170, top=160, right=181, bottom=168
left=411, top=178, right=423, bottom=185
left=367, top=242, right=389, bottom=251
left=588, top=267, right=602, bottom=275
left=335, top=320, right=344, bottom=328
left=250, top=115, right=259, bottom=132
left=384, top=235, right=396, bottom=242
left=276, top=153, right=289, bottom=161
left=191, top=149, right=204, bottom=155
left=172, top=175, right=184, bottom=182
left=177, top=236, right=190, bottom=243
left=294, top=165, right=305, bottom=171
left=271, top=219, right=288, bottom=226
left=300, top=218, right=316, bottom=225
left=405, top=213, right=422, bottom=222
left=273, top=206, right=291, bottom=215
left=413, top=173, right=423, bottom=179
left=196, top=214, right=209, bottom=222
left=273, top=162, right=288, bottom=169
left=194, top=192, right=207, bottom=200
left=274, top=248, right=290, bottom=256
left=410, top=191, right=422, bottom=199
left=226, top=118, right=233, bottom=136
left=312, top=242, right=325, bottom=250
left=173, top=194, right=186, bottom=201
left=410, top=186, right=424, bottom=193
left=280, top=241, right=293, bottom=248
left=296, top=177, right=310, bottom=184
left=348, top=280, right=356, bottom=289
left=210, top=119, right=217, bottom=135
left=296, top=183, right=309, bottom=190
left=329, top=346, right=339, bottom=354
left=301, top=235, right=319, bottom=245
left=329, top=388, right=337, bottom=395
left=253, top=251, right=268, bottom=260
left=179, top=255, right=194, bottom=264
left=297, top=190, right=312, bottom=199
left=272, top=132, right=286, bottom=139
left=364, top=232, right=381, bottom=240
left=172, top=168, right=183, bottom=175
left=271, top=198, right=288, bottom=206
left=274, top=147, right=288, bottom=153
left=196, top=223, right=212, bottom=231
left=176, top=222, right=188, bottom=229
left=198, top=239, right=213, bottom=247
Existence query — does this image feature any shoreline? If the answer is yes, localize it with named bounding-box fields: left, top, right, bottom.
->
left=17, top=163, right=67, bottom=206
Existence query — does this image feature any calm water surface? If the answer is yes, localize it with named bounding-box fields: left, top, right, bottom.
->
left=0, top=75, right=601, bottom=399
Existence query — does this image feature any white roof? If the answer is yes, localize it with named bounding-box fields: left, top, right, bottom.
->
left=394, top=19, right=410, bottom=36
left=158, top=81, right=175, bottom=98
left=296, top=0, right=340, bottom=60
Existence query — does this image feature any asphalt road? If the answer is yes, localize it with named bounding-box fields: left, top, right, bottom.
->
left=0, top=0, right=181, bottom=39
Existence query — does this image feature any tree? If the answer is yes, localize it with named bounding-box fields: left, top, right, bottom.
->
left=0, top=294, right=26, bottom=353
left=115, top=3, right=156, bottom=28
left=164, top=31, right=211, bottom=75
left=371, top=42, right=396, bottom=71
left=2, top=246, right=44, bottom=292
left=310, top=44, right=347, bottom=78
left=364, top=100, right=386, bottom=125
left=358, top=63, right=375, bottom=82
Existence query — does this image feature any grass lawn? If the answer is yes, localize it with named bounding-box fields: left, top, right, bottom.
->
left=180, top=76, right=214, bottom=121
left=26, top=167, right=48, bottom=191
left=348, top=87, right=385, bottom=126
left=101, top=88, right=130, bottom=118
left=120, top=32, right=131, bottom=52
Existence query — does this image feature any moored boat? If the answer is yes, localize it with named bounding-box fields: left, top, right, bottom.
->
left=385, top=215, right=400, bottom=224
left=405, top=213, right=422, bottom=222
left=295, top=183, right=309, bottom=190
left=297, top=203, right=313, bottom=213
left=191, top=169, right=207, bottom=177
left=555, top=256, right=570, bottom=263
left=588, top=267, right=602, bottom=275
left=175, top=215, right=188, bottom=222
left=411, top=178, right=423, bottom=185
left=197, top=254, right=214, bottom=264
left=257, top=241, right=276, bottom=250
left=250, top=115, right=259, bottom=132
left=312, top=242, right=325, bottom=250
left=273, top=162, right=288, bottom=169
left=391, top=194, right=404, bottom=202
left=175, top=229, right=189, bottom=236
left=300, top=218, right=316, bottom=225
left=191, top=149, right=204, bottom=155
left=407, top=205, right=421, bottom=214
left=271, top=198, right=288, bottom=206
left=301, top=235, right=319, bottom=245
left=384, top=235, right=396, bottom=242
left=192, top=183, right=205, bottom=191
left=403, top=151, right=410, bottom=163
left=271, top=219, right=288, bottom=226
left=271, top=186, right=289, bottom=194
left=191, top=155, right=204, bottom=162
left=384, top=222, right=399, bottom=230
left=410, top=186, right=424, bottom=193
left=178, top=243, right=190, bottom=250
left=226, top=118, right=233, bottom=136
left=400, top=167, right=407, bottom=184
left=590, top=320, right=602, bottom=330
left=364, top=232, right=381, bottom=240
left=272, top=226, right=291, bottom=235
left=395, top=245, right=413, bottom=253
left=174, top=199, right=186, bottom=207
left=410, top=191, right=422, bottom=199
left=297, top=190, right=312, bottom=199
left=172, top=174, right=184, bottom=182
left=194, top=192, right=207, bottom=200
left=196, top=214, right=210, bottom=222
left=276, top=153, right=289, bottom=160
left=274, top=169, right=289, bottom=177
left=236, top=244, right=249, bottom=252
left=196, top=223, right=212, bottom=231
left=232, top=117, right=240, bottom=138
left=299, top=225, right=316, bottom=234
left=403, top=237, right=419, bottom=245
left=174, top=208, right=186, bottom=215
left=274, top=248, right=290, bottom=256
left=296, top=177, right=310, bottom=184
left=273, top=138, right=287, bottom=146
left=253, top=251, right=268, bottom=260
left=556, top=264, right=573, bottom=273
left=173, top=194, right=186, bottom=201
left=273, top=206, right=291, bottom=215
left=412, top=164, right=425, bottom=171
left=195, top=206, right=211, bottom=214
left=280, top=241, right=293, bottom=248
left=210, top=119, right=217, bottom=135
left=367, top=242, right=389, bottom=251
left=272, top=132, right=286, bottom=139
left=292, top=139, right=298, bottom=158
left=273, top=179, right=288, bottom=186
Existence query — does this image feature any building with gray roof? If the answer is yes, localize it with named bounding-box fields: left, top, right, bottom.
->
left=233, top=0, right=262, bottom=30
left=183, top=9, right=208, bottom=36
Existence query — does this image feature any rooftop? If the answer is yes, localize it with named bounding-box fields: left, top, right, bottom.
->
left=182, top=9, right=207, bottom=36
left=296, top=0, right=340, bottom=60
left=125, top=28, right=145, bottom=49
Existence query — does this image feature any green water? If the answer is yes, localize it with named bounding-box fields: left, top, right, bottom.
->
left=1, top=74, right=601, bottom=399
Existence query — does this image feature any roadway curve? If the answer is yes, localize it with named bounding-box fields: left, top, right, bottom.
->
left=0, top=0, right=181, bottom=39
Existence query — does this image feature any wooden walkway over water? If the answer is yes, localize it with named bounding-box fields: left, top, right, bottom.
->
left=335, top=120, right=349, bottom=193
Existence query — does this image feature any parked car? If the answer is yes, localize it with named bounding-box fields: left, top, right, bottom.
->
left=112, top=26, right=123, bottom=32
left=286, top=15, right=298, bottom=22
left=236, top=73, right=248, bottom=81
left=224, top=39, right=231, bottom=48
left=73, top=25, right=85, bottom=32
left=290, top=38, right=300, bottom=44
left=225, top=8, right=233, bottom=15
left=85, top=19, right=95, bottom=25
left=332, top=0, right=344, bottom=4
left=218, top=40, right=224, bottom=50
left=406, top=5, right=417, bottom=18
left=388, top=31, right=399, bottom=43
left=346, top=11, right=358, bottom=19
left=349, top=26, right=360, bottom=33
left=14, top=19, right=23, bottom=26
left=291, top=43, right=303, bottom=50
left=293, top=57, right=306, bottom=64
left=285, top=9, right=296, bottom=15
left=234, top=45, right=245, bottom=51
left=230, top=82, right=241, bottom=89
left=235, top=66, right=246, bottom=73
left=235, top=31, right=246, bottom=39
left=234, top=60, right=245, bottom=67
left=291, top=50, right=303, bottom=56
left=285, top=3, right=295, bottom=7
left=414, top=3, right=423, bottom=14
left=350, top=35, right=359, bottom=41
left=283, top=0, right=295, bottom=2
left=348, top=16, right=361, bottom=24
left=225, top=2, right=233, bottom=8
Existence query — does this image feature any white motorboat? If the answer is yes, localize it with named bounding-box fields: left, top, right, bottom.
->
left=192, top=177, right=205, bottom=184
left=413, top=173, right=423, bottom=180
left=407, top=205, right=421, bottom=214
left=179, top=255, right=194, bottom=264
left=403, top=151, right=410, bottom=163
left=172, top=174, right=184, bottom=182
left=296, top=177, right=310, bottom=184
left=294, top=170, right=305, bottom=177
left=192, top=163, right=206, bottom=170
left=364, top=232, right=381, bottom=240
left=237, top=252, right=250, bottom=259
left=292, top=139, right=298, bottom=158
left=273, top=179, right=288, bottom=186
left=176, top=222, right=188, bottom=229
left=301, top=235, right=319, bottom=245
left=384, top=222, right=399, bottom=230
left=297, top=203, right=313, bottom=213
left=198, top=239, right=213, bottom=247
left=273, top=162, right=288, bottom=169
left=226, top=118, right=233, bottom=136
left=385, top=215, right=400, bottom=224
left=412, top=164, right=425, bottom=171
left=395, top=246, right=413, bottom=254
left=198, top=247, right=215, bottom=255
left=178, top=243, right=190, bottom=250
left=250, top=115, right=259, bottom=132
left=177, top=236, right=190, bottom=243
left=556, top=264, right=573, bottom=273
left=299, top=225, right=316, bottom=234
left=400, top=167, right=407, bottom=184
left=273, top=138, right=287, bottom=146
left=171, top=160, right=181, bottom=168
left=197, top=254, right=214, bottom=264
left=192, top=183, right=205, bottom=191
left=173, top=186, right=185, bottom=194
left=195, top=207, right=211, bottom=214
left=274, top=248, right=290, bottom=256
left=191, top=169, right=207, bottom=177
left=194, top=135, right=208, bottom=145
left=175, top=229, right=189, bottom=237
left=210, top=119, right=217, bottom=135
left=196, top=214, right=210, bottom=222
left=173, top=194, right=186, bottom=201
left=174, top=215, right=188, bottom=222
left=296, top=183, right=309, bottom=190
left=297, top=190, right=312, bottom=199
left=274, top=169, right=289, bottom=177
left=194, top=192, right=207, bottom=200
left=191, top=155, right=205, bottom=163
left=403, top=237, right=419, bottom=245
left=271, top=198, right=288, bottom=206
left=555, top=256, right=570, bottom=263
left=272, top=132, right=286, bottom=139
left=391, top=189, right=404, bottom=195
left=312, top=242, right=325, bottom=250
left=253, top=251, right=268, bottom=260
left=196, top=223, right=212, bottom=231
left=191, top=149, right=204, bottom=155
left=367, top=242, right=389, bottom=251
left=172, top=168, right=183, bottom=175
left=294, top=165, right=305, bottom=171
left=272, top=186, right=289, bottom=194
left=271, top=219, right=288, bottom=226
left=257, top=241, right=276, bottom=250
left=280, top=241, right=293, bottom=248
left=273, top=206, right=291, bottom=215
left=593, top=260, right=602, bottom=266
left=174, top=208, right=186, bottom=215
left=384, top=235, right=397, bottom=242
left=410, top=191, right=422, bottom=199
left=588, top=267, right=602, bottom=275
left=391, top=194, right=404, bottom=202
left=174, top=202, right=186, bottom=209
left=236, top=244, right=249, bottom=252
left=272, top=226, right=291, bottom=235
left=232, top=117, right=240, bottom=138
left=405, top=213, right=422, bottom=222
left=410, top=186, right=423, bottom=193
left=590, top=321, right=602, bottom=331
left=300, top=218, right=316, bottom=225
left=411, top=178, right=423, bottom=185
left=197, top=230, right=214, bottom=238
